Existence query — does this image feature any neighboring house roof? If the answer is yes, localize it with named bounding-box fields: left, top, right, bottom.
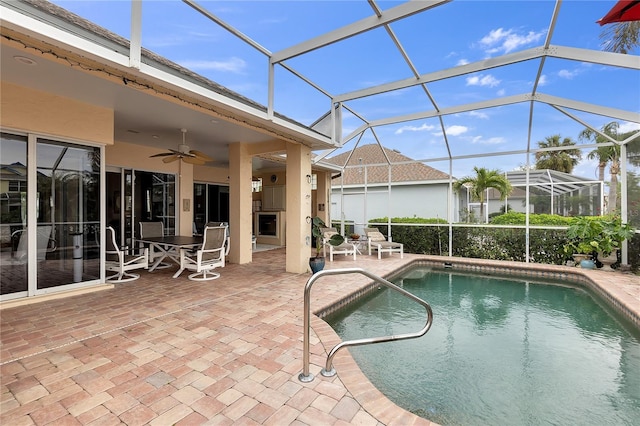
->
left=324, top=144, right=451, bottom=186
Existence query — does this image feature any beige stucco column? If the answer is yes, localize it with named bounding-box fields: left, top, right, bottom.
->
left=315, top=170, right=330, bottom=224
left=178, top=162, right=194, bottom=236
left=286, top=143, right=312, bottom=273
left=228, top=142, right=253, bottom=264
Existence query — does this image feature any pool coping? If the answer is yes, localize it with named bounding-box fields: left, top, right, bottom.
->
left=311, top=255, right=640, bottom=426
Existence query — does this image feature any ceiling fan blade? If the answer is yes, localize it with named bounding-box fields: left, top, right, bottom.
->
left=162, top=156, right=180, bottom=163
left=168, top=149, right=185, bottom=155
left=190, top=150, right=213, bottom=161
left=150, top=152, right=175, bottom=158
left=183, top=156, right=206, bottom=165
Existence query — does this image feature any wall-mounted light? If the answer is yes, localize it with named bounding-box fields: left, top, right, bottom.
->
left=306, top=174, right=312, bottom=183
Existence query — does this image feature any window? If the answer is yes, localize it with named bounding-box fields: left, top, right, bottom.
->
left=252, top=178, right=262, bottom=193
left=8, top=181, right=26, bottom=192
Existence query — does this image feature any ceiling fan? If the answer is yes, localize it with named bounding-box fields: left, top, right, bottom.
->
left=150, top=128, right=212, bottom=165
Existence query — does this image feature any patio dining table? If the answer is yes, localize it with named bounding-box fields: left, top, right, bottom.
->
left=136, top=235, right=202, bottom=272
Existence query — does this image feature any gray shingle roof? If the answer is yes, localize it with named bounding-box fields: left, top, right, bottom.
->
left=325, top=144, right=451, bottom=185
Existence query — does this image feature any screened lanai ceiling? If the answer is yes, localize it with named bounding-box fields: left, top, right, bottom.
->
left=3, top=0, right=639, bottom=176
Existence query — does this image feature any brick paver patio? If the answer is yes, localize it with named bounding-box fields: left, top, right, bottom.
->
left=1, top=249, right=638, bottom=425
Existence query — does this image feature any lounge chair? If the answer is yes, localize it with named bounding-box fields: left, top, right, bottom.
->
left=173, top=225, right=227, bottom=281
left=364, top=227, right=403, bottom=259
left=321, top=227, right=357, bottom=261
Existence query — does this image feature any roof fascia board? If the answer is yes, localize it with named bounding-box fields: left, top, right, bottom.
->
left=331, top=180, right=450, bottom=189
left=548, top=45, right=640, bottom=70
left=271, top=0, right=450, bottom=63
left=536, top=93, right=640, bottom=123
left=0, top=6, right=130, bottom=67
left=335, top=47, right=544, bottom=102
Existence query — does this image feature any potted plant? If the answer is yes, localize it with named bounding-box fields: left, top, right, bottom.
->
left=310, top=216, right=345, bottom=273
left=564, top=215, right=634, bottom=269
left=599, top=216, right=635, bottom=270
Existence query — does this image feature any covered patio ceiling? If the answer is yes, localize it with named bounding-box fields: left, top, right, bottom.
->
left=0, top=0, right=638, bottom=174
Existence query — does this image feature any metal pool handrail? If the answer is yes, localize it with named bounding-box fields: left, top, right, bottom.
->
left=298, top=267, right=434, bottom=383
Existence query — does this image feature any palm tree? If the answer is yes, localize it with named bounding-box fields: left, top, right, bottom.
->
left=534, top=134, right=582, bottom=173
left=579, top=122, right=623, bottom=214
left=454, top=167, right=512, bottom=223
left=600, top=21, right=640, bottom=54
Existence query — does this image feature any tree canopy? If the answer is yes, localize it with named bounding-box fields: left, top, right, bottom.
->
left=534, top=134, right=581, bottom=173
left=453, top=167, right=512, bottom=223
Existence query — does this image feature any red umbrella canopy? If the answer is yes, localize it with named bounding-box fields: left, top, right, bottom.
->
left=598, top=0, right=640, bottom=25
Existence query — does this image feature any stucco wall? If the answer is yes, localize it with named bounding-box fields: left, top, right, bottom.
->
left=331, top=183, right=451, bottom=233
left=1, top=82, right=113, bottom=145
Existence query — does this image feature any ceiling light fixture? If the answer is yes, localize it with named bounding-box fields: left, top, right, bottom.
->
left=149, top=128, right=213, bottom=165
left=13, top=56, right=37, bottom=66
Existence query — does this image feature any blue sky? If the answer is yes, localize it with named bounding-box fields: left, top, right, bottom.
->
left=50, top=0, right=639, bottom=180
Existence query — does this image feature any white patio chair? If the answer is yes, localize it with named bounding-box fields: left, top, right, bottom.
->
left=173, top=225, right=227, bottom=281
left=11, top=225, right=56, bottom=263
left=321, top=227, right=356, bottom=261
left=364, top=227, right=403, bottom=259
left=139, top=221, right=171, bottom=269
left=105, top=226, right=148, bottom=283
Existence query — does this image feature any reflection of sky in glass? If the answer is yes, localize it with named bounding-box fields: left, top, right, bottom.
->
left=1, top=134, right=98, bottom=177
left=0, top=134, right=27, bottom=166
left=37, top=140, right=98, bottom=176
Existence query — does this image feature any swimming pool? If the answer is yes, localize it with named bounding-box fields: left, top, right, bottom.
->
left=325, top=267, right=640, bottom=425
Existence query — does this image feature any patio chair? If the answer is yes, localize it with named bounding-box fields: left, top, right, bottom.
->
left=11, top=225, right=56, bottom=263
left=364, top=227, right=403, bottom=259
left=321, top=227, right=357, bottom=261
left=139, top=221, right=171, bottom=269
left=173, top=225, right=227, bottom=281
left=206, top=222, right=231, bottom=255
left=105, top=226, right=149, bottom=283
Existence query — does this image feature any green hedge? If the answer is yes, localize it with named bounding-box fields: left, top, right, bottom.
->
left=490, top=212, right=573, bottom=226
left=368, top=215, right=638, bottom=271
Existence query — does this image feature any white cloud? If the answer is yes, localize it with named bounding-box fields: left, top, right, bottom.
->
left=537, top=74, right=548, bottom=86
left=479, top=27, right=546, bottom=54
left=558, top=69, right=577, bottom=79
left=485, top=137, right=506, bottom=144
left=178, top=57, right=246, bottom=73
left=497, top=89, right=506, bottom=96
left=470, top=136, right=506, bottom=145
left=466, top=74, right=501, bottom=87
left=456, top=58, right=470, bottom=66
left=468, top=111, right=489, bottom=119
left=618, top=121, right=640, bottom=133
left=395, top=123, right=436, bottom=134
left=445, top=125, right=469, bottom=136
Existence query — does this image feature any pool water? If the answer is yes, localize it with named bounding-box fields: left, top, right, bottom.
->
left=325, top=268, right=640, bottom=425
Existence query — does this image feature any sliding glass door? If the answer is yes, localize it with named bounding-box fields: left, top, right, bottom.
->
left=0, top=133, right=101, bottom=299
left=193, top=182, right=229, bottom=235
left=0, top=134, right=28, bottom=296
left=107, top=169, right=175, bottom=246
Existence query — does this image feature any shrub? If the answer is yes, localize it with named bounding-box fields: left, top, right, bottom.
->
left=490, top=212, right=573, bottom=226
left=367, top=215, right=637, bottom=271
